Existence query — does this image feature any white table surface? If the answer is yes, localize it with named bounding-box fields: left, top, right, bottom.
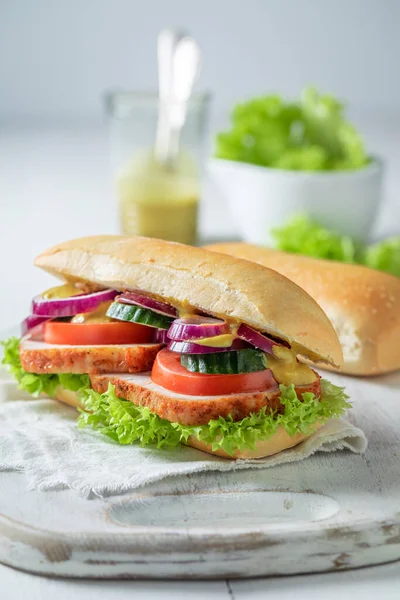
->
left=0, top=560, right=400, bottom=600
left=0, top=118, right=400, bottom=597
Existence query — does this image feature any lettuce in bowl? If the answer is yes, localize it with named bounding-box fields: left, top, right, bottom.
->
left=215, top=87, right=369, bottom=172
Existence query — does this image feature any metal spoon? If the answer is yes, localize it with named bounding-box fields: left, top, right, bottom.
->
left=167, top=36, right=201, bottom=166
left=154, top=28, right=186, bottom=165
left=154, top=29, right=201, bottom=169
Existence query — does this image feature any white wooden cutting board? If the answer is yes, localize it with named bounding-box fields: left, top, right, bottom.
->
left=0, top=370, right=399, bottom=579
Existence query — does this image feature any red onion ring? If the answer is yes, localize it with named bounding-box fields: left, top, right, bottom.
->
left=168, top=339, right=248, bottom=354
left=118, top=292, right=178, bottom=317
left=237, top=324, right=285, bottom=355
left=153, top=329, right=169, bottom=344
left=21, top=315, right=51, bottom=337
left=32, top=289, right=118, bottom=317
left=167, top=317, right=228, bottom=341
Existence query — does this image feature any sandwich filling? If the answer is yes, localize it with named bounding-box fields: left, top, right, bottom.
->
left=1, top=284, right=350, bottom=457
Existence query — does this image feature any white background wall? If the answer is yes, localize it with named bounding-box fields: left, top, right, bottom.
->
left=1, top=0, right=400, bottom=330
left=1, top=0, right=399, bottom=122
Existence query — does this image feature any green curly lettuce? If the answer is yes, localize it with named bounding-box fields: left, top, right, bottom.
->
left=271, top=214, right=400, bottom=277
left=2, top=336, right=350, bottom=457
left=300, top=87, right=368, bottom=170
left=1, top=336, right=90, bottom=398
left=77, top=379, right=350, bottom=457
left=215, top=87, right=369, bottom=172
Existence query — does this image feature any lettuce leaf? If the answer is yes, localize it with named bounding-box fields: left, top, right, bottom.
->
left=363, top=237, right=400, bottom=277
left=271, top=214, right=400, bottom=277
left=77, top=379, right=350, bottom=457
left=215, top=87, right=369, bottom=172
left=300, top=87, right=368, bottom=170
left=1, top=337, right=90, bottom=397
left=271, top=214, right=358, bottom=262
left=2, top=337, right=350, bottom=457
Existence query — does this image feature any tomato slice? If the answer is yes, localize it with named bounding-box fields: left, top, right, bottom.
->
left=43, top=322, right=154, bottom=346
left=151, top=349, right=277, bottom=396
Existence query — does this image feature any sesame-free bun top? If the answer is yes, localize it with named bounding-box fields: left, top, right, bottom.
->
left=205, top=242, right=400, bottom=375
left=34, top=235, right=343, bottom=366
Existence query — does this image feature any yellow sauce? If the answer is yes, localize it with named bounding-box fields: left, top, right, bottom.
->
left=268, top=345, right=317, bottom=386
left=119, top=198, right=198, bottom=245
left=183, top=322, right=316, bottom=386
left=71, top=301, right=113, bottom=324
left=117, top=150, right=199, bottom=244
left=195, top=334, right=235, bottom=348
left=42, top=283, right=83, bottom=300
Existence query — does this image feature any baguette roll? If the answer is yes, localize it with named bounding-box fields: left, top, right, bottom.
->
left=25, top=235, right=348, bottom=460
left=53, top=386, right=83, bottom=409
left=205, top=242, right=400, bottom=376
left=35, top=235, right=342, bottom=367
left=188, top=423, right=322, bottom=459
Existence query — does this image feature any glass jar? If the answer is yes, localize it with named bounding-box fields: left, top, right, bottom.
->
left=105, top=91, right=210, bottom=245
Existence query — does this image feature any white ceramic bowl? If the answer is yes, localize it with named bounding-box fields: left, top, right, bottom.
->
left=209, top=158, right=384, bottom=245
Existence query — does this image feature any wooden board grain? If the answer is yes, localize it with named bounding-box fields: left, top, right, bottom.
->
left=0, top=370, right=399, bottom=579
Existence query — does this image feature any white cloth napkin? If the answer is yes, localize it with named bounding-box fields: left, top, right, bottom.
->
left=0, top=372, right=367, bottom=498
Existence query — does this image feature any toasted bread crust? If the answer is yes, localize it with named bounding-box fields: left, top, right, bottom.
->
left=53, top=386, right=83, bottom=409
left=34, top=235, right=343, bottom=366
left=188, top=423, right=322, bottom=459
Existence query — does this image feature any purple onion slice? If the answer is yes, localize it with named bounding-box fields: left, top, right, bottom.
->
left=118, top=291, right=178, bottom=317
left=153, top=328, right=169, bottom=344
left=32, top=289, right=118, bottom=317
left=21, top=314, right=51, bottom=337
left=167, top=317, right=228, bottom=341
left=167, top=339, right=248, bottom=354
left=237, top=324, right=286, bottom=355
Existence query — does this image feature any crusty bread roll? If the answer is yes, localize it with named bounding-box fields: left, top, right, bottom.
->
left=53, top=386, right=83, bottom=409
left=34, top=235, right=342, bottom=367
left=205, top=242, right=400, bottom=376
left=50, top=388, right=318, bottom=459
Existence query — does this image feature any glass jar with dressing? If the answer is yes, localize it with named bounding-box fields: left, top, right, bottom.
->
left=105, top=92, right=210, bottom=245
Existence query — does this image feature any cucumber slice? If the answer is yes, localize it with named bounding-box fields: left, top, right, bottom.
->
left=106, top=302, right=174, bottom=330
left=180, top=349, right=268, bottom=374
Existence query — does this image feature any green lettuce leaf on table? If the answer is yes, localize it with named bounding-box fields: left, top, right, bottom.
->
left=363, top=238, right=400, bottom=277
left=271, top=214, right=358, bottom=262
left=215, top=87, right=369, bottom=172
left=271, top=215, right=400, bottom=277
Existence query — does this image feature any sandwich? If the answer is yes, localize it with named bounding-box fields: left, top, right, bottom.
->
left=2, top=235, right=350, bottom=459
left=205, top=242, right=400, bottom=376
